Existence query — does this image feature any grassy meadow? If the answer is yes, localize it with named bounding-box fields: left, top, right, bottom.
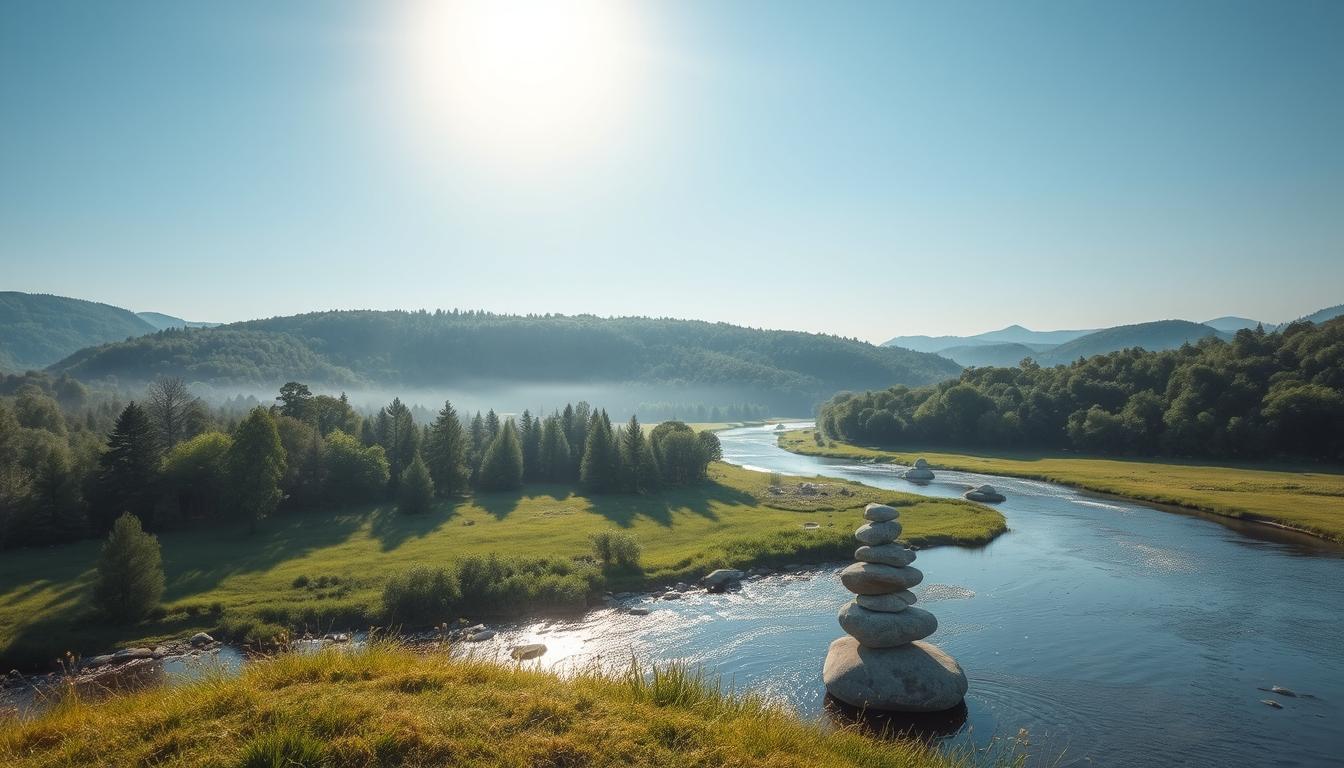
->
left=0, top=462, right=1005, bottom=669
left=780, top=430, right=1344, bottom=542
left=0, top=644, right=993, bottom=768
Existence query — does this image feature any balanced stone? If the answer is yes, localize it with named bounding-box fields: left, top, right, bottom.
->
left=854, top=543, right=916, bottom=567
left=823, top=636, right=968, bottom=712
left=855, top=591, right=916, bottom=612
left=839, top=562, right=923, bottom=594
left=963, top=484, right=1005, bottom=503
left=904, top=457, right=935, bottom=481
left=838, top=603, right=937, bottom=647
left=854, top=521, right=902, bottom=546
left=863, top=503, right=900, bottom=522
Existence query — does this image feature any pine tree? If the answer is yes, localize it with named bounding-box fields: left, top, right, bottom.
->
left=227, top=407, right=286, bottom=533
left=580, top=411, right=619, bottom=492
left=424, top=400, right=469, bottom=496
left=620, top=414, right=657, bottom=493
left=399, top=452, right=435, bottom=515
left=93, top=512, right=164, bottom=623
left=538, top=415, right=571, bottom=482
left=92, top=402, right=159, bottom=532
left=378, top=398, right=418, bottom=492
left=485, top=409, right=501, bottom=442
left=468, top=411, right=487, bottom=481
left=477, top=419, right=524, bottom=491
left=519, top=410, right=542, bottom=481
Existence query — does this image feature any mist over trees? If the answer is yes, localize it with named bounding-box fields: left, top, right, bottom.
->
left=820, top=318, right=1344, bottom=461
left=0, top=374, right=722, bottom=551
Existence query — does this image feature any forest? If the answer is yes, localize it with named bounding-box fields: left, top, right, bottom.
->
left=0, top=373, right=722, bottom=550
left=45, top=309, right=960, bottom=413
left=819, top=317, right=1344, bottom=461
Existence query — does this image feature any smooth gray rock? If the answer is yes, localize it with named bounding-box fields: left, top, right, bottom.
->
left=854, top=521, right=902, bottom=546
left=466, top=629, right=496, bottom=642
left=662, top=592, right=682, bottom=601
left=702, top=569, right=745, bottom=589
left=628, top=607, right=651, bottom=616
left=863, top=504, right=900, bottom=522
left=189, top=632, right=214, bottom=647
left=903, top=467, right=934, bottom=481
left=855, top=592, right=915, bottom=612
left=839, top=562, right=924, bottom=595
left=838, top=603, right=937, bottom=647
left=854, top=543, right=916, bottom=567
left=963, top=484, right=1005, bottom=503
left=114, top=648, right=154, bottom=660
left=510, top=643, right=547, bottom=660
left=823, top=636, right=967, bottom=712
left=913, top=458, right=930, bottom=469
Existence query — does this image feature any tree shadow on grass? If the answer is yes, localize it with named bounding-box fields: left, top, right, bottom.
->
left=583, top=481, right=754, bottom=528
left=368, top=499, right=460, bottom=552
left=473, top=485, right=578, bottom=521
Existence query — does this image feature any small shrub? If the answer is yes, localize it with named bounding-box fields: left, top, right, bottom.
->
left=292, top=575, right=310, bottom=589
left=237, top=728, right=330, bottom=768
left=382, top=566, right=460, bottom=626
left=398, top=453, right=435, bottom=514
left=589, top=530, right=641, bottom=568
left=93, top=513, right=165, bottom=623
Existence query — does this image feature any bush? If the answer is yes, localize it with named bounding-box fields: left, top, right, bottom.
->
left=398, top=453, right=435, bottom=515
left=589, top=530, right=642, bottom=568
left=92, top=513, right=164, bottom=623
left=381, top=566, right=460, bottom=626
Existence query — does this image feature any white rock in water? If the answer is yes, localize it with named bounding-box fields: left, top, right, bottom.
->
left=510, top=643, right=547, bottom=660
left=839, top=562, right=924, bottom=594
left=854, top=543, right=916, bottom=567
left=863, top=504, right=900, bottom=522
left=823, top=636, right=967, bottom=713
left=854, top=521, right=902, bottom=546
left=837, top=603, right=937, bottom=647
left=466, top=630, right=496, bottom=642
left=702, top=569, right=744, bottom=589
left=855, top=592, right=913, bottom=612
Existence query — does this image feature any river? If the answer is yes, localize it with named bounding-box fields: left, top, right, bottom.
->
left=5, top=424, right=1342, bottom=767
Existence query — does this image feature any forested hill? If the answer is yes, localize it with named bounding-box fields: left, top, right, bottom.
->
left=1036, top=320, right=1229, bottom=365
left=0, top=292, right=156, bottom=372
left=820, top=317, right=1344, bottom=461
left=48, top=310, right=962, bottom=411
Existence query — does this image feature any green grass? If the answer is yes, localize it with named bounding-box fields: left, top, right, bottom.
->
left=780, top=430, right=1344, bottom=542
left=0, top=643, right=998, bottom=768
left=0, top=463, right=1005, bottom=669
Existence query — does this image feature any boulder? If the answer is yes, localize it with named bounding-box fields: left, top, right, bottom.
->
left=963, top=484, right=1005, bottom=503
left=855, top=591, right=915, bottom=612
left=863, top=503, right=900, bottom=522
left=628, top=607, right=651, bottom=616
left=189, top=632, right=214, bottom=647
left=854, top=521, right=903, bottom=546
left=662, top=592, right=682, bottom=601
left=510, top=643, right=547, bottom=660
left=837, top=603, right=937, bottom=647
left=839, top=562, right=923, bottom=594
left=113, top=648, right=154, bottom=660
left=903, top=458, right=935, bottom=481
left=854, top=543, right=916, bottom=568
left=823, top=636, right=967, bottom=713
left=466, top=629, right=496, bottom=642
left=702, top=569, right=745, bottom=590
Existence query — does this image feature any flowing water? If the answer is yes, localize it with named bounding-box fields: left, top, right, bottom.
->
left=5, top=424, right=1342, bottom=767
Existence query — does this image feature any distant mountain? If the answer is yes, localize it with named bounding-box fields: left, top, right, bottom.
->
left=48, top=310, right=962, bottom=412
left=1299, top=304, right=1344, bottom=326
left=936, top=342, right=1042, bottom=368
left=1203, top=316, right=1274, bottom=333
left=0, top=292, right=156, bottom=372
left=1037, top=320, right=1228, bottom=365
left=136, top=311, right=221, bottom=330
left=884, top=324, right=1093, bottom=353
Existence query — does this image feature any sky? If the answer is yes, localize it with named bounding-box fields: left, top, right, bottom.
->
left=1, top=0, right=1342, bottom=341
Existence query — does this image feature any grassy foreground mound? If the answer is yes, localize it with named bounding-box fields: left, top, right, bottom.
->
left=0, top=645, right=975, bottom=768
left=781, top=430, right=1344, bottom=542
left=0, top=463, right=1005, bottom=668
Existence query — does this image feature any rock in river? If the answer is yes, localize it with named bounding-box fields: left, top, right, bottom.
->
left=839, top=562, right=924, bottom=594
left=510, top=643, right=547, bottom=660
left=903, top=458, right=935, bottom=482
left=837, top=603, right=937, bottom=647
left=963, top=484, right=1005, bottom=503
left=854, top=521, right=903, bottom=546
left=190, top=632, right=214, bottom=647
left=703, top=569, right=745, bottom=590
left=823, top=636, right=968, bottom=713
left=863, top=503, right=900, bottom=522
left=854, top=543, right=916, bottom=567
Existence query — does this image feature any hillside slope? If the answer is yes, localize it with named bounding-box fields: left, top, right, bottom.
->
left=49, top=310, right=962, bottom=411
left=937, top=342, right=1041, bottom=368
left=0, top=292, right=156, bottom=371
left=1037, top=320, right=1226, bottom=364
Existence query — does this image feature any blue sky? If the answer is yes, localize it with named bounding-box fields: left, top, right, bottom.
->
left=2, top=0, right=1341, bottom=340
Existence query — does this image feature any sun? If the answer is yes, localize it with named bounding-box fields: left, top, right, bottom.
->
left=398, top=0, right=645, bottom=167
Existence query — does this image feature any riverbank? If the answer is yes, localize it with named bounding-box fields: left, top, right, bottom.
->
left=0, top=462, right=1005, bottom=670
left=0, top=644, right=980, bottom=768
left=779, top=430, right=1344, bottom=543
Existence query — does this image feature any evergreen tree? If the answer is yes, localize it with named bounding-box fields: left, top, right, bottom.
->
left=580, top=411, right=619, bottom=492
left=92, top=402, right=159, bottom=532
left=377, top=398, right=418, bottom=492
left=568, top=402, right=591, bottom=477
left=477, top=419, right=524, bottom=491
left=359, top=417, right=377, bottom=447
left=424, top=400, right=469, bottom=496
left=226, top=407, right=286, bottom=533
left=93, top=512, right=164, bottom=623
left=468, top=411, right=487, bottom=480
left=620, top=414, right=657, bottom=492
left=519, top=410, right=542, bottom=481
left=485, top=409, right=501, bottom=442
left=399, top=452, right=435, bottom=515
left=538, top=414, right=571, bottom=482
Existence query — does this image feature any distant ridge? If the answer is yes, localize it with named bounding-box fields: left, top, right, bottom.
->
left=1035, top=320, right=1228, bottom=365
left=0, top=292, right=156, bottom=372
left=136, top=311, right=221, bottom=331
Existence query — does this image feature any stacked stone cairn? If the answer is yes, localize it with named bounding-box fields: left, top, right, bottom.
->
left=822, top=503, right=967, bottom=712
left=903, top=458, right=935, bottom=481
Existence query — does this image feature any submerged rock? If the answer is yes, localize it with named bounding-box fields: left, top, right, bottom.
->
left=628, top=607, right=651, bottom=616
left=823, top=637, right=968, bottom=713
left=702, top=569, right=745, bottom=590
left=466, top=630, right=496, bottom=642
left=510, top=643, right=547, bottom=660
left=837, top=603, right=937, bottom=647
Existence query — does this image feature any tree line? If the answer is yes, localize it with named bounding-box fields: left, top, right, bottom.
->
left=0, top=374, right=723, bottom=550
left=818, top=318, right=1344, bottom=461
